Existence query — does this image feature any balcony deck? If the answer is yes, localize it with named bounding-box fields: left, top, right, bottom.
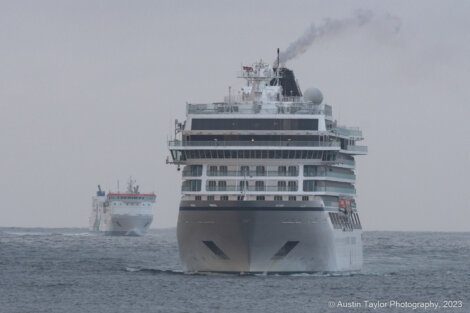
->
left=340, top=145, right=368, bottom=155
left=169, top=140, right=341, bottom=150
left=187, top=102, right=332, bottom=117
left=182, top=186, right=356, bottom=195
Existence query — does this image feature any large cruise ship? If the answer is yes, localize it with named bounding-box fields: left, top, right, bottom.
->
left=168, top=57, right=367, bottom=272
left=89, top=179, right=156, bottom=236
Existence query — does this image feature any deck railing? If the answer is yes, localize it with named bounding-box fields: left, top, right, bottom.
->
left=181, top=185, right=355, bottom=194
left=304, top=172, right=356, bottom=180
left=169, top=140, right=340, bottom=148
left=205, top=186, right=299, bottom=192
left=187, top=103, right=332, bottom=116
left=343, top=145, right=368, bottom=153
left=205, top=170, right=299, bottom=177
left=314, top=187, right=356, bottom=195
left=332, top=127, right=363, bottom=138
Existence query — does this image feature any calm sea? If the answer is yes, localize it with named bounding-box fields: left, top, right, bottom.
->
left=0, top=228, right=469, bottom=313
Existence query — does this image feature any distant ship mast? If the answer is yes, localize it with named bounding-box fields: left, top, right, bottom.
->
left=127, top=177, right=140, bottom=194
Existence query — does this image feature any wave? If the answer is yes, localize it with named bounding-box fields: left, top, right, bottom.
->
left=123, top=267, right=393, bottom=277
left=124, top=267, right=186, bottom=275
left=2, top=231, right=91, bottom=237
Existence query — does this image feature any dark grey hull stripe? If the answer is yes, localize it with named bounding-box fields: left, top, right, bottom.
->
left=179, top=206, right=324, bottom=211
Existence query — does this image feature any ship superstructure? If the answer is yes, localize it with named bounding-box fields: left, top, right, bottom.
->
left=168, top=57, right=367, bottom=272
left=89, top=179, right=156, bottom=236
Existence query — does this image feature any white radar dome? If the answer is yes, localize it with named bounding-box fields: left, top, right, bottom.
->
left=304, top=87, right=323, bottom=104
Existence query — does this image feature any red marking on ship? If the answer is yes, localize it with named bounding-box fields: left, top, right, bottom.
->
left=107, top=193, right=156, bottom=198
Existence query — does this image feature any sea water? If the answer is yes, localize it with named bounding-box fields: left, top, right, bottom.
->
left=0, top=228, right=469, bottom=313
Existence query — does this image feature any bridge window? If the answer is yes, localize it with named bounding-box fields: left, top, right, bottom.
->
left=191, top=118, right=318, bottom=131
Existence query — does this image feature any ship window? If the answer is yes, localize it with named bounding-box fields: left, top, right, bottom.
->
left=288, top=166, right=298, bottom=176
left=277, top=181, right=286, bottom=191
left=274, top=195, right=283, bottom=201
left=278, top=166, right=287, bottom=176
left=288, top=181, right=298, bottom=191
left=255, top=181, right=265, bottom=191
left=303, top=180, right=315, bottom=192
left=188, top=165, right=202, bottom=176
left=303, top=165, right=317, bottom=176
left=191, top=118, right=318, bottom=131
left=256, top=195, right=265, bottom=201
left=217, top=181, right=227, bottom=191
left=182, top=180, right=202, bottom=192
left=207, top=195, right=214, bottom=201
left=237, top=195, right=244, bottom=200
left=219, top=166, right=228, bottom=176
left=208, top=166, right=218, bottom=176
left=220, top=195, right=229, bottom=201
left=256, top=166, right=265, bottom=176
left=240, top=166, right=250, bottom=175
left=239, top=180, right=249, bottom=190
left=195, top=196, right=201, bottom=201
left=288, top=196, right=297, bottom=201
left=207, top=180, right=216, bottom=191
left=302, top=196, right=309, bottom=201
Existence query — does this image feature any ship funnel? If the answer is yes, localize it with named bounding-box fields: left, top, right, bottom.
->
left=269, top=67, right=302, bottom=97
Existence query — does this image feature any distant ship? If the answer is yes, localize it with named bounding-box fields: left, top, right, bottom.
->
left=89, top=178, right=156, bottom=236
left=167, top=53, right=367, bottom=272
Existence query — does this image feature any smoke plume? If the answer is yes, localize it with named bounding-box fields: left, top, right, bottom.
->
left=278, top=10, right=400, bottom=64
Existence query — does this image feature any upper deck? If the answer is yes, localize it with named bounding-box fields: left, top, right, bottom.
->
left=168, top=59, right=367, bottom=166
left=186, top=101, right=333, bottom=117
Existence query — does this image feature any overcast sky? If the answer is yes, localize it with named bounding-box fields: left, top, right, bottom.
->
left=1, top=0, right=469, bottom=231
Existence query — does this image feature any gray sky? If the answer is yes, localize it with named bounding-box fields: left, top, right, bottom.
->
left=1, top=0, right=469, bottom=231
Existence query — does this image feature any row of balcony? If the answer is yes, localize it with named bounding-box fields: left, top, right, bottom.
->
left=184, top=170, right=297, bottom=177
left=169, top=140, right=366, bottom=154
left=183, top=170, right=355, bottom=180
left=182, top=186, right=356, bottom=194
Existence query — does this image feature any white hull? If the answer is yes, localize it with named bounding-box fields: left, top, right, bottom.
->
left=98, top=214, right=153, bottom=236
left=177, top=201, right=362, bottom=273
left=89, top=194, right=155, bottom=236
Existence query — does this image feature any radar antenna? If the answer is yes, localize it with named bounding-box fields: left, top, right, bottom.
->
left=97, top=185, right=105, bottom=196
